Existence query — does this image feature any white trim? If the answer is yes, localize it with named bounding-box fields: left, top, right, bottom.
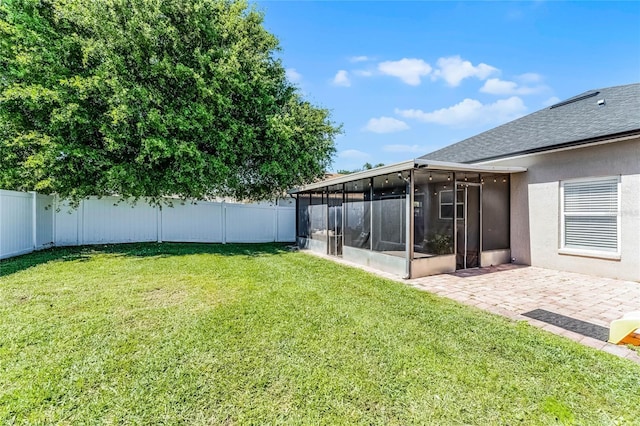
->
left=290, top=160, right=415, bottom=192
left=558, top=248, right=621, bottom=261
left=560, top=175, right=622, bottom=185
left=559, top=175, right=621, bottom=256
left=289, top=159, right=526, bottom=193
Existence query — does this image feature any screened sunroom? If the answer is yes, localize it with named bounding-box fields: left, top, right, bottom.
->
left=290, top=159, right=526, bottom=278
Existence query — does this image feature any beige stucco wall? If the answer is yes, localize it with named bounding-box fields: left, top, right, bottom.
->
left=484, top=137, right=640, bottom=281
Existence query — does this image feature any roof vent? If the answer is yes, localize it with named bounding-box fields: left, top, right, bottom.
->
left=597, top=99, right=606, bottom=106
left=549, top=91, right=599, bottom=109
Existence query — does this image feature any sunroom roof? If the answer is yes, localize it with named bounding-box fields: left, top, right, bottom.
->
left=289, top=159, right=526, bottom=193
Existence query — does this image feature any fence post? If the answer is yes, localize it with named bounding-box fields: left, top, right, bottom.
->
left=221, top=200, right=226, bottom=244
left=30, top=191, right=37, bottom=249
left=157, top=204, right=163, bottom=243
left=52, top=194, right=57, bottom=247
left=77, top=198, right=84, bottom=246
left=274, top=202, right=279, bottom=243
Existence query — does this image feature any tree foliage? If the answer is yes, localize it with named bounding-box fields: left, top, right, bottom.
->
left=0, top=0, right=340, bottom=204
left=336, top=162, right=385, bottom=175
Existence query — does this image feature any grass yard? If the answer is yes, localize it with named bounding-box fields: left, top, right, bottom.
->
left=1, top=243, right=639, bottom=424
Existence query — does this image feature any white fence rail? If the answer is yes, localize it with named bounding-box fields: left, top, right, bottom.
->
left=0, top=190, right=296, bottom=260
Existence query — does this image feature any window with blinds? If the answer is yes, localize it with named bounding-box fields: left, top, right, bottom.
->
left=561, top=177, right=620, bottom=253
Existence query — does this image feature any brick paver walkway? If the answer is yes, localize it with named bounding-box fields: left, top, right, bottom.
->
left=306, top=251, right=640, bottom=363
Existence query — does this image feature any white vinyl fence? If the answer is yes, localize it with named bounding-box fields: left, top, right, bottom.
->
left=0, top=189, right=296, bottom=260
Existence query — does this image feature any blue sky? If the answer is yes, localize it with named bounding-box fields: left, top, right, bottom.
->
left=256, top=1, right=640, bottom=172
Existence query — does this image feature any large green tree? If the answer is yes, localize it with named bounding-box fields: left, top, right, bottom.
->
left=0, top=0, right=339, bottom=204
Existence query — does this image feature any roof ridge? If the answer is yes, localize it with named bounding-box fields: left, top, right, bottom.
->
left=550, top=83, right=639, bottom=108
left=420, top=82, right=640, bottom=163
left=590, top=82, right=640, bottom=92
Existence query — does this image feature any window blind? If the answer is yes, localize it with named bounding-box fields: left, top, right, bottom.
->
left=562, top=178, right=619, bottom=252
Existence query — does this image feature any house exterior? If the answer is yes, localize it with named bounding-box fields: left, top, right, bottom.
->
left=290, top=83, right=640, bottom=281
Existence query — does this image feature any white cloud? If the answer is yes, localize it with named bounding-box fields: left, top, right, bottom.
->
left=332, top=70, right=351, bottom=87
left=338, top=149, right=370, bottom=160
left=353, top=69, right=374, bottom=77
left=480, top=78, right=520, bottom=95
left=378, top=58, right=432, bottom=86
left=383, top=144, right=427, bottom=153
left=286, top=68, right=302, bottom=83
left=516, top=72, right=543, bottom=83
left=349, top=55, right=370, bottom=63
left=362, top=117, right=409, bottom=134
left=542, top=96, right=561, bottom=107
left=395, top=96, right=527, bottom=127
left=432, top=56, right=499, bottom=87
left=480, top=78, right=546, bottom=95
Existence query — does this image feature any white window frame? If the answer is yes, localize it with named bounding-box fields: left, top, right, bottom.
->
left=559, top=175, right=621, bottom=259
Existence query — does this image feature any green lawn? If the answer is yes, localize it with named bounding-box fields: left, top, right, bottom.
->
left=1, top=243, right=638, bottom=424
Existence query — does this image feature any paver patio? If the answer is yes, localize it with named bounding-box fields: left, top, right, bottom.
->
left=306, top=251, right=640, bottom=363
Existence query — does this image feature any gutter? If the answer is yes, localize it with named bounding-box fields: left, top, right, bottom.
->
left=288, top=159, right=526, bottom=194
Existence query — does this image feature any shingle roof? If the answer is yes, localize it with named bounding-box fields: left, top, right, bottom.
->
left=420, top=83, right=640, bottom=163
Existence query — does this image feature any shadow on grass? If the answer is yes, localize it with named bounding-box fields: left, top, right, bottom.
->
left=0, top=242, right=293, bottom=278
